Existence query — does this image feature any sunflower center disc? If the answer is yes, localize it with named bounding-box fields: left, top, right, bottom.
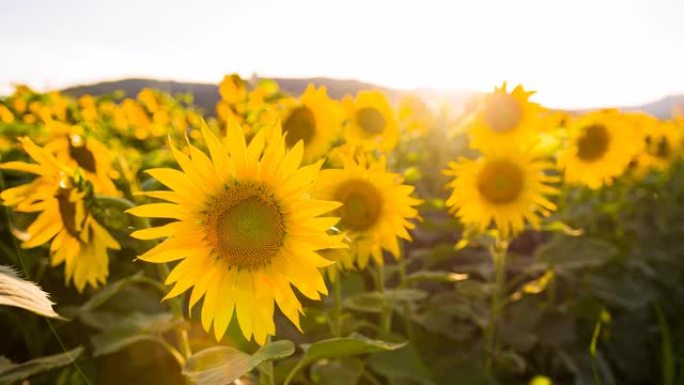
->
left=55, top=186, right=83, bottom=236
left=577, top=124, right=610, bottom=161
left=477, top=160, right=525, bottom=204
left=207, top=185, right=285, bottom=270
left=356, top=107, right=386, bottom=135
left=283, top=106, right=316, bottom=147
left=645, top=135, right=671, bottom=159
left=334, top=179, right=382, bottom=231
left=484, top=93, right=522, bottom=133
left=68, top=136, right=97, bottom=173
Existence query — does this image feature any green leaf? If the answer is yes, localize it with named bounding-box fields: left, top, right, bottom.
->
left=91, top=312, right=183, bottom=356
left=0, top=265, right=62, bottom=319
left=0, top=346, right=84, bottom=382
left=535, top=235, right=617, bottom=270
left=284, top=333, right=407, bottom=385
left=78, top=272, right=162, bottom=314
left=405, top=271, right=469, bottom=284
left=542, top=220, right=584, bottom=236
left=182, top=340, right=295, bottom=385
left=344, top=289, right=427, bottom=313
left=310, top=358, right=363, bottom=385
left=368, top=344, right=434, bottom=385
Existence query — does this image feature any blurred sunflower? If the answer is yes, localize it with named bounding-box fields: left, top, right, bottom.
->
left=0, top=104, right=15, bottom=123
left=466, top=83, right=542, bottom=152
left=558, top=110, right=641, bottom=188
left=444, top=150, right=558, bottom=239
left=128, top=122, right=345, bottom=344
left=0, top=137, right=120, bottom=292
left=632, top=116, right=683, bottom=175
left=314, top=152, right=421, bottom=269
left=279, top=85, right=340, bottom=164
left=45, top=122, right=120, bottom=196
left=218, top=74, right=248, bottom=105
left=343, top=91, right=399, bottom=152
left=398, top=95, right=436, bottom=134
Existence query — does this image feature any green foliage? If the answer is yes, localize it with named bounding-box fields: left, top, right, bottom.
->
left=182, top=340, right=295, bottom=385
left=284, top=334, right=406, bottom=385
left=0, top=347, right=84, bottom=383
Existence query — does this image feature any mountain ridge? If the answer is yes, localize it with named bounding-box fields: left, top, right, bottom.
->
left=61, top=78, right=682, bottom=119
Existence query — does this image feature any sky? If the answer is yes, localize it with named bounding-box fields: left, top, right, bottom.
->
left=0, top=0, right=682, bottom=109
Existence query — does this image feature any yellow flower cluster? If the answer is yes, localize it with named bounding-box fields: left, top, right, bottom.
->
left=2, top=75, right=680, bottom=346
left=0, top=75, right=425, bottom=344
left=446, top=83, right=684, bottom=238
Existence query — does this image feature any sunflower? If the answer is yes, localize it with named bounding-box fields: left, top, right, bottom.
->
left=127, top=122, right=345, bottom=344
left=313, top=152, right=421, bottom=269
left=218, top=74, right=248, bottom=106
left=558, top=110, right=642, bottom=188
left=343, top=91, right=399, bottom=152
left=45, top=122, right=121, bottom=196
left=465, top=83, right=542, bottom=152
left=444, top=149, right=558, bottom=239
left=398, top=94, right=435, bottom=134
left=630, top=114, right=683, bottom=175
left=0, top=104, right=14, bottom=123
left=278, top=85, right=340, bottom=164
left=0, top=137, right=121, bottom=292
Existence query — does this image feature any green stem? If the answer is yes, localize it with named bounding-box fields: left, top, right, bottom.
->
left=332, top=276, right=343, bottom=337
left=157, top=263, right=192, bottom=359
left=361, top=369, right=383, bottom=385
left=484, top=238, right=509, bottom=380
left=261, top=335, right=275, bottom=385
left=113, top=194, right=193, bottom=359
left=398, top=257, right=415, bottom=340
left=376, top=265, right=392, bottom=334
left=156, top=337, right=186, bottom=367
left=546, top=265, right=557, bottom=308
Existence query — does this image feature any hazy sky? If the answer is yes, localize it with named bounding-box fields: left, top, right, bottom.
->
left=0, top=0, right=682, bottom=109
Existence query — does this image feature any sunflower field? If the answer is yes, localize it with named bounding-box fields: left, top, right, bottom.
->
left=1, top=75, right=684, bottom=385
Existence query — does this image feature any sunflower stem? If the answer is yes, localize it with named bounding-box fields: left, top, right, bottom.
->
left=156, top=336, right=186, bottom=367
left=332, top=275, right=343, bottom=337
left=123, top=193, right=192, bottom=360
left=376, top=264, right=392, bottom=334
left=156, top=263, right=193, bottom=360
left=263, top=335, right=275, bottom=385
left=484, top=237, right=509, bottom=380
left=398, top=257, right=416, bottom=341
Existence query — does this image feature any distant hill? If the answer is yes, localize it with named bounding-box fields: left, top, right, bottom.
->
left=62, top=77, right=399, bottom=116
left=622, top=94, right=684, bottom=118
left=62, top=78, right=682, bottom=119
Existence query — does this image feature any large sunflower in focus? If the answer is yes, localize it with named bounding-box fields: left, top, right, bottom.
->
left=0, top=138, right=121, bottom=291
left=314, top=153, right=421, bottom=269
left=45, top=122, right=120, bottom=196
left=558, top=110, right=641, bottom=188
left=466, top=83, right=542, bottom=151
left=343, top=91, right=398, bottom=152
left=444, top=150, right=558, bottom=239
left=279, top=85, right=340, bottom=164
left=128, top=123, right=345, bottom=344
